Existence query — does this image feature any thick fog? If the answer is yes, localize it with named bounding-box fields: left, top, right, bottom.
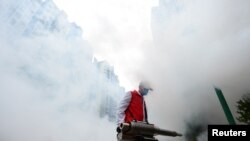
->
left=1, top=0, right=250, bottom=141
left=142, top=0, right=250, bottom=141
left=0, top=0, right=121, bottom=141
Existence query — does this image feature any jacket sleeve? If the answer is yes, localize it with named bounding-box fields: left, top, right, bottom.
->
left=116, top=91, right=132, bottom=125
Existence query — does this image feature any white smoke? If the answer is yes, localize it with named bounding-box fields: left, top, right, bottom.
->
left=1, top=0, right=250, bottom=141
left=0, top=0, right=120, bottom=141
left=0, top=35, right=118, bottom=141
left=143, top=0, right=250, bottom=141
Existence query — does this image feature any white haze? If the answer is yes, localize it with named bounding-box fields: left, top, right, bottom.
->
left=0, top=0, right=119, bottom=141
left=144, top=0, right=250, bottom=141
left=0, top=36, right=118, bottom=141
left=54, top=0, right=250, bottom=141
left=53, top=0, right=158, bottom=90
left=1, top=0, right=250, bottom=141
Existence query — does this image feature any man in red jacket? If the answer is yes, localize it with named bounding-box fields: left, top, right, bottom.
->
left=116, top=81, right=153, bottom=141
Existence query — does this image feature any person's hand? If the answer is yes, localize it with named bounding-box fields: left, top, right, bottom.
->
left=116, top=123, right=122, bottom=133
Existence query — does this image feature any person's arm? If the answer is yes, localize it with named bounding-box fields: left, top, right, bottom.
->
left=116, top=91, right=132, bottom=125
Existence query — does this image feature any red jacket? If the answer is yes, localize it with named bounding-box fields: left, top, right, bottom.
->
left=124, top=90, right=144, bottom=123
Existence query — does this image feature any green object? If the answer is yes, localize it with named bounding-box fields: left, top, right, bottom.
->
left=214, top=87, right=236, bottom=125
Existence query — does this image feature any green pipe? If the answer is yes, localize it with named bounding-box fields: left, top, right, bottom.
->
left=214, top=87, right=236, bottom=125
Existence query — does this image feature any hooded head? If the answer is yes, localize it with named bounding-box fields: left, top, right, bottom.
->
left=139, top=81, right=153, bottom=96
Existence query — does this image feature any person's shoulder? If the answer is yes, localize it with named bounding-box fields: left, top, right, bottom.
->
left=125, top=90, right=138, bottom=97
left=128, top=90, right=140, bottom=96
left=121, top=91, right=132, bottom=100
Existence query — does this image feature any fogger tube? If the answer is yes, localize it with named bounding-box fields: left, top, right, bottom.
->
left=120, top=122, right=182, bottom=137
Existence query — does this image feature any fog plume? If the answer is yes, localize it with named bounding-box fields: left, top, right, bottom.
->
left=139, top=0, right=250, bottom=141
left=0, top=0, right=122, bottom=141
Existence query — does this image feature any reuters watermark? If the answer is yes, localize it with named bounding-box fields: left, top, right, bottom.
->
left=208, top=125, right=250, bottom=140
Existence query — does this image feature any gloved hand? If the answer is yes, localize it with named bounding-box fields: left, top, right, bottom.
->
left=116, top=123, right=122, bottom=133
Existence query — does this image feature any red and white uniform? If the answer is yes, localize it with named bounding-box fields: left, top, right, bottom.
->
left=117, top=90, right=146, bottom=125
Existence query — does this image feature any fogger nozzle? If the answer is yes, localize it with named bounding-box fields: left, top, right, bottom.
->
left=119, top=121, right=182, bottom=137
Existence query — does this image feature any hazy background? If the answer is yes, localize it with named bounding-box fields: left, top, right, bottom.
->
left=145, top=1, right=250, bottom=140
left=1, top=0, right=250, bottom=141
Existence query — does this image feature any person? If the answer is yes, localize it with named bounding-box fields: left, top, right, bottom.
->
left=116, top=81, right=153, bottom=141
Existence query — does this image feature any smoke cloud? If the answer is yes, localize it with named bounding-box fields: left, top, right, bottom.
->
left=140, top=0, right=250, bottom=141
left=0, top=35, right=118, bottom=141
left=0, top=1, right=120, bottom=141
left=1, top=0, right=250, bottom=141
